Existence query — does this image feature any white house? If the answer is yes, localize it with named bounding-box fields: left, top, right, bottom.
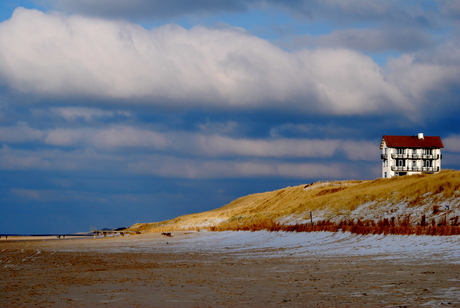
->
left=380, top=133, right=444, bottom=178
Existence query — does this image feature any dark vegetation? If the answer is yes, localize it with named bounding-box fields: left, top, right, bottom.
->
left=209, top=215, right=460, bottom=236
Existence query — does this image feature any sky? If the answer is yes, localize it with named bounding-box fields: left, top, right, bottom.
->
left=1, top=0, right=460, bottom=234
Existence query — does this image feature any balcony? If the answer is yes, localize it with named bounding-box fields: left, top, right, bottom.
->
left=422, top=166, right=440, bottom=172
left=391, top=166, right=439, bottom=172
left=391, top=154, right=439, bottom=160
left=422, top=154, right=439, bottom=160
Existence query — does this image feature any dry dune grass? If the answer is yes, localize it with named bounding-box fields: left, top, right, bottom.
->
left=128, top=170, right=460, bottom=234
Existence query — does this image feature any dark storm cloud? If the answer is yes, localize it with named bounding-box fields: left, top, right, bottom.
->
left=52, top=0, right=255, bottom=20
left=49, top=0, right=441, bottom=28
left=273, top=0, right=432, bottom=26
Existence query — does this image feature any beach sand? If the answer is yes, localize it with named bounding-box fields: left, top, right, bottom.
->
left=1, top=231, right=459, bottom=307
left=0, top=235, right=92, bottom=241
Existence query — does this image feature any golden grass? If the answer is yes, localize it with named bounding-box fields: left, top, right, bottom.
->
left=127, top=170, right=460, bottom=234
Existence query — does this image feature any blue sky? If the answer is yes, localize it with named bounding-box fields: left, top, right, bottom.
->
left=1, top=0, right=460, bottom=234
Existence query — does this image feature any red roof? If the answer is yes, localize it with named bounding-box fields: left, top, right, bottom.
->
left=381, top=135, right=444, bottom=148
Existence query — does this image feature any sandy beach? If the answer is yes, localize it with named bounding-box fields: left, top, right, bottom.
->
left=1, top=231, right=459, bottom=307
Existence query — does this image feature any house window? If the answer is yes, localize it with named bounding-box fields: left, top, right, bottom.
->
left=423, top=148, right=433, bottom=155
left=412, top=160, right=417, bottom=167
left=397, top=148, right=405, bottom=154
left=424, top=160, right=432, bottom=167
left=384, top=172, right=387, bottom=178
left=397, top=159, right=405, bottom=167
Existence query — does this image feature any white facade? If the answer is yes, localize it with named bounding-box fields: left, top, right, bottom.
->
left=380, top=134, right=443, bottom=178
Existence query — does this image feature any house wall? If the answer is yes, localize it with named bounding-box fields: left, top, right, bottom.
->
left=381, top=142, right=442, bottom=178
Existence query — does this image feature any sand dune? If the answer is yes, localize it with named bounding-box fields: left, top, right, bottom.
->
left=128, top=170, right=460, bottom=233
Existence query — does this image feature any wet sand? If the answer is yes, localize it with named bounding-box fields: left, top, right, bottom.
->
left=1, top=232, right=459, bottom=307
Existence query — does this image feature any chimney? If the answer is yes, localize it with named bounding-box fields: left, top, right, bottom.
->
left=418, top=133, right=424, bottom=140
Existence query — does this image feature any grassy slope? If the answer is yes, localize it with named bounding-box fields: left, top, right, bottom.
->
left=128, top=170, right=460, bottom=232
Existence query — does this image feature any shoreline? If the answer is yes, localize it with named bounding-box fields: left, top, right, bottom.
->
left=0, top=235, right=94, bottom=242
left=0, top=230, right=171, bottom=242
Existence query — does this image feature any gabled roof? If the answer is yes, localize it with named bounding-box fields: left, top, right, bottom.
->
left=380, top=135, right=444, bottom=149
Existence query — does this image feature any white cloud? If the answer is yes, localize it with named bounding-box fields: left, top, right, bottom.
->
left=0, top=146, right=53, bottom=170
left=197, top=121, right=239, bottom=135
left=44, top=128, right=88, bottom=146
left=387, top=55, right=458, bottom=97
left=91, top=126, right=168, bottom=149
left=0, top=122, right=44, bottom=143
left=0, top=146, right=114, bottom=171
left=51, top=107, right=130, bottom=122
left=10, top=188, right=43, bottom=201
left=441, top=0, right=460, bottom=19
left=0, top=8, right=409, bottom=116
left=10, top=188, right=108, bottom=203
left=44, top=126, right=168, bottom=149
left=342, top=141, right=379, bottom=161
left=41, top=125, right=345, bottom=158
left=0, top=131, right=376, bottom=179
left=443, top=134, right=460, bottom=153
left=292, top=28, right=433, bottom=52
left=193, top=135, right=340, bottom=158
left=128, top=155, right=347, bottom=179
left=386, top=53, right=460, bottom=118
left=0, top=119, right=378, bottom=161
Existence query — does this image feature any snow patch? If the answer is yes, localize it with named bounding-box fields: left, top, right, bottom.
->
left=279, top=196, right=460, bottom=226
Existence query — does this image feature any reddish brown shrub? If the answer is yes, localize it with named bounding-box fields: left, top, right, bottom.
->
left=210, top=215, right=460, bottom=236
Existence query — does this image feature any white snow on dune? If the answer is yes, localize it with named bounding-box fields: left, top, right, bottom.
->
left=173, top=231, right=460, bottom=261
left=278, top=196, right=460, bottom=226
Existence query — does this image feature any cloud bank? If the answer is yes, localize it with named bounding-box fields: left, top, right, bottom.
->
left=0, top=8, right=415, bottom=116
